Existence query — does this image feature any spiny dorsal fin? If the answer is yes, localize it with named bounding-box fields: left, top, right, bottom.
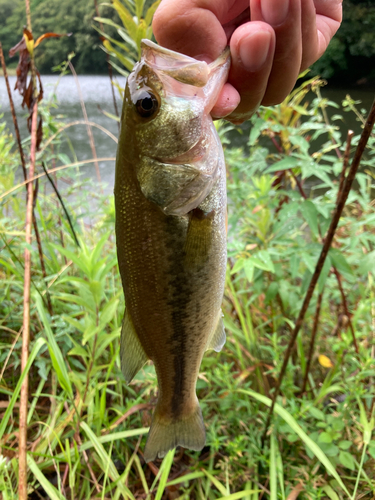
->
left=120, top=309, right=148, bottom=383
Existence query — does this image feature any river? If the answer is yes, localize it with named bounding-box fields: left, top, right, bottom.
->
left=0, top=75, right=374, bottom=193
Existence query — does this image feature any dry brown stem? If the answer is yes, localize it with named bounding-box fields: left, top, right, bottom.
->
left=262, top=98, right=375, bottom=442
left=1, top=42, right=53, bottom=316
left=337, top=130, right=354, bottom=203
left=300, top=290, right=324, bottom=394
left=19, top=99, right=38, bottom=500
left=333, top=267, right=359, bottom=353
left=0, top=43, right=27, bottom=182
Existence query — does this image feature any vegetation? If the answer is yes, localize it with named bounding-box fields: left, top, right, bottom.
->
left=1, top=0, right=375, bottom=498
left=0, top=0, right=375, bottom=83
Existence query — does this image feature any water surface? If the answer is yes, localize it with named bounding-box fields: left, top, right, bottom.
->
left=1, top=75, right=373, bottom=193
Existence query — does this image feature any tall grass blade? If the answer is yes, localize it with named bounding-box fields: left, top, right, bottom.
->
left=202, top=469, right=229, bottom=497
left=154, top=449, right=175, bottom=500
left=35, top=295, right=73, bottom=397
left=0, top=337, right=46, bottom=441
left=216, top=491, right=261, bottom=500
left=239, top=389, right=350, bottom=497
left=80, top=421, right=136, bottom=500
left=28, top=455, right=65, bottom=500
left=270, top=433, right=277, bottom=500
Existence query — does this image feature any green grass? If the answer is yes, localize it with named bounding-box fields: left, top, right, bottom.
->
left=1, top=59, right=375, bottom=499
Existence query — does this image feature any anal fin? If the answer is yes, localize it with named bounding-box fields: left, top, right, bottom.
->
left=120, top=309, right=148, bottom=383
left=206, top=311, right=226, bottom=352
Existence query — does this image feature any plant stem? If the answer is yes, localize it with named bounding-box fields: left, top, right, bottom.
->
left=68, top=61, right=102, bottom=184
left=19, top=99, right=38, bottom=500
left=337, top=130, right=354, bottom=203
left=300, top=290, right=324, bottom=394
left=0, top=43, right=27, bottom=183
left=262, top=98, right=375, bottom=443
left=41, top=162, right=80, bottom=247
left=333, top=267, right=359, bottom=353
left=351, top=444, right=367, bottom=500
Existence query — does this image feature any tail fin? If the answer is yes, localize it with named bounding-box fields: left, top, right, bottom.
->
left=143, top=403, right=206, bottom=463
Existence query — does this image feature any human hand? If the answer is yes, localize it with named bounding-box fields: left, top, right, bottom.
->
left=153, top=0, right=343, bottom=123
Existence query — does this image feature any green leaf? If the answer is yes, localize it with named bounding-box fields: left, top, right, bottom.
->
left=322, top=485, right=340, bottom=500
left=301, top=199, right=319, bottom=236
left=249, top=117, right=267, bottom=146
left=145, top=0, right=161, bottom=27
left=270, top=433, right=277, bottom=500
left=265, top=156, right=299, bottom=173
left=338, top=440, right=352, bottom=451
left=202, top=470, right=228, bottom=496
left=215, top=491, right=261, bottom=500
left=238, top=389, right=350, bottom=496
left=28, top=455, right=65, bottom=500
left=339, top=451, right=355, bottom=471
left=80, top=422, right=136, bottom=499
left=243, top=259, right=254, bottom=282
left=112, top=0, right=138, bottom=41
left=257, top=250, right=275, bottom=272
left=308, top=406, right=326, bottom=421
left=166, top=471, right=205, bottom=486
left=318, top=256, right=331, bottom=293
left=0, top=338, right=46, bottom=441
left=265, top=282, right=278, bottom=303
left=329, top=249, right=353, bottom=278
left=231, top=258, right=245, bottom=274
left=319, top=432, right=333, bottom=444
left=154, top=449, right=175, bottom=500
left=36, top=295, right=73, bottom=397
left=290, top=135, right=310, bottom=154
left=358, top=250, right=375, bottom=275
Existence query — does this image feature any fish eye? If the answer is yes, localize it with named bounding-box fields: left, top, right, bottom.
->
left=135, top=91, right=159, bottom=118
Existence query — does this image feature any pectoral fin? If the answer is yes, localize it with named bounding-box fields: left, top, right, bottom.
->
left=206, top=311, right=226, bottom=352
left=184, top=208, right=214, bottom=267
left=120, top=309, right=148, bottom=383
left=137, top=158, right=198, bottom=213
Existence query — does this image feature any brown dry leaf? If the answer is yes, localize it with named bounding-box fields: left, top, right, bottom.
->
left=34, top=31, right=72, bottom=48
left=36, top=117, right=43, bottom=151
left=9, top=33, right=30, bottom=98
left=286, top=483, right=304, bottom=500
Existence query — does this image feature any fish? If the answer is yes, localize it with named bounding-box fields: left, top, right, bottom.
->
left=114, top=39, right=230, bottom=462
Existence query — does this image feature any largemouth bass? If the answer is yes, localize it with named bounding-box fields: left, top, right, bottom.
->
left=115, top=39, right=230, bottom=462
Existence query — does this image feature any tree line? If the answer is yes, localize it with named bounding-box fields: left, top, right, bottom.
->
left=0, top=0, right=374, bottom=85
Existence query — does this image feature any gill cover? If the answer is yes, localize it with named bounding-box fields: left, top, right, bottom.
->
left=128, top=40, right=230, bottom=216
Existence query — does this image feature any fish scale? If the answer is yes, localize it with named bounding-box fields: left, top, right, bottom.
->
left=115, top=39, right=230, bottom=462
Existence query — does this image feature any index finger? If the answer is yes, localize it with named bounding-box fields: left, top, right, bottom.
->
left=153, top=0, right=249, bottom=61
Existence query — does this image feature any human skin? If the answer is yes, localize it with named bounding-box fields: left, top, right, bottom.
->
left=153, top=0, right=343, bottom=123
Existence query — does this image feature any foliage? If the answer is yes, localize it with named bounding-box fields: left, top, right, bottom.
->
left=94, top=0, right=160, bottom=77
left=1, top=0, right=375, bottom=496
left=1, top=0, right=375, bottom=82
left=310, top=0, right=375, bottom=82
left=0, top=0, right=119, bottom=74
left=1, top=63, right=375, bottom=498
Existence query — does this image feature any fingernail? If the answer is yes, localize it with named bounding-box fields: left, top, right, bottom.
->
left=239, top=31, right=272, bottom=72
left=261, top=0, right=289, bottom=26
